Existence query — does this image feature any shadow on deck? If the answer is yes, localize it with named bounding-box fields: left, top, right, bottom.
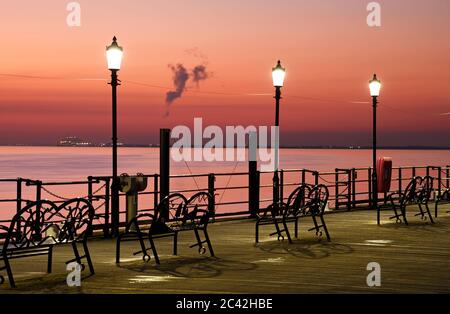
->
left=2, top=207, right=450, bottom=294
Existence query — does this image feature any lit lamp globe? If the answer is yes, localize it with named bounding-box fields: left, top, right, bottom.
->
left=106, top=36, right=123, bottom=71
left=369, top=74, right=381, bottom=97
left=272, top=60, right=286, bottom=87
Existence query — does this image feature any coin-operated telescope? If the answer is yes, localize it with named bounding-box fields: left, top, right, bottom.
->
left=119, top=173, right=148, bottom=231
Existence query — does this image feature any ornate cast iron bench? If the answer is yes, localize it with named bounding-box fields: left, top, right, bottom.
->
left=0, top=198, right=95, bottom=288
left=387, top=176, right=434, bottom=225
left=116, top=192, right=215, bottom=264
left=255, top=184, right=331, bottom=244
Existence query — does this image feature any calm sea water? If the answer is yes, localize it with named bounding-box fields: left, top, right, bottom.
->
left=1, top=146, right=449, bottom=220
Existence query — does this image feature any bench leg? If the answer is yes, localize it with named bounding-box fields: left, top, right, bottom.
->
left=320, top=214, right=331, bottom=242
left=272, top=218, right=283, bottom=241
left=417, top=203, right=426, bottom=220
left=203, top=228, right=215, bottom=257
left=310, top=215, right=324, bottom=241
left=136, top=232, right=150, bottom=262
left=115, top=234, right=122, bottom=264
left=131, top=231, right=152, bottom=263
left=173, top=232, right=178, bottom=256
left=282, top=219, right=293, bottom=244
left=3, top=256, right=16, bottom=288
left=71, top=242, right=82, bottom=265
left=424, top=203, right=434, bottom=224
left=47, top=246, right=53, bottom=273
left=255, top=220, right=260, bottom=244
left=401, top=206, right=409, bottom=225
left=390, top=203, right=403, bottom=223
left=148, top=236, right=160, bottom=265
left=193, top=228, right=203, bottom=251
left=82, top=241, right=95, bottom=275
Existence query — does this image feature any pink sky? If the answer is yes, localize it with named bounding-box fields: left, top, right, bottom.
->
left=1, top=0, right=450, bottom=146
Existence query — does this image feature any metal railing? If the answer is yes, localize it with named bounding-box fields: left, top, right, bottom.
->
left=1, top=164, right=449, bottom=237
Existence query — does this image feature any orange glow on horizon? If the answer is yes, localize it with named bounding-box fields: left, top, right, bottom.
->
left=1, top=0, right=450, bottom=146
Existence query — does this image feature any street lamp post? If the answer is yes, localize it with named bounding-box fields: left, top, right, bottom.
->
left=369, top=74, right=381, bottom=223
left=106, top=36, right=123, bottom=236
left=271, top=60, right=286, bottom=210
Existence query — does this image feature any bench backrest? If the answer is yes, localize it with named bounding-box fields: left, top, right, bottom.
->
left=3, top=198, right=94, bottom=249
left=156, top=193, right=189, bottom=222
left=307, top=184, right=329, bottom=215
left=283, top=184, right=312, bottom=217
left=154, top=192, right=214, bottom=228
left=401, top=177, right=420, bottom=205
left=400, top=176, right=434, bottom=205
left=415, top=175, right=433, bottom=203
left=185, top=192, right=214, bottom=226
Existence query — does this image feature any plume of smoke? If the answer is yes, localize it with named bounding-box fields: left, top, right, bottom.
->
left=165, top=64, right=189, bottom=113
left=164, top=63, right=210, bottom=117
left=192, top=65, right=209, bottom=85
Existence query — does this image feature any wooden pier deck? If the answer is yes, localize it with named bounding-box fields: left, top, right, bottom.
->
left=1, top=206, right=450, bottom=294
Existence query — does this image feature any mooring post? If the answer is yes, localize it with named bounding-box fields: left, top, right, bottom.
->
left=16, top=178, right=22, bottom=236
left=249, top=160, right=258, bottom=217
left=104, top=178, right=111, bottom=238
left=248, top=131, right=259, bottom=217
left=153, top=174, right=159, bottom=210
left=35, top=180, right=42, bottom=240
left=208, top=174, right=216, bottom=215
left=160, top=128, right=171, bottom=220
left=16, top=178, right=22, bottom=214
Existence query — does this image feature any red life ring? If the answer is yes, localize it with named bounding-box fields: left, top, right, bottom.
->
left=376, top=157, right=392, bottom=193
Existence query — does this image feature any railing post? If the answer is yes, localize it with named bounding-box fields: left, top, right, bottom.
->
left=347, top=170, right=352, bottom=211
left=352, top=169, right=357, bottom=209
left=104, top=178, right=111, bottom=238
left=153, top=174, right=159, bottom=210
left=301, top=169, right=306, bottom=185
left=208, top=174, right=216, bottom=217
left=335, top=170, right=339, bottom=210
left=160, top=128, right=171, bottom=220
left=436, top=167, right=442, bottom=217
left=16, top=178, right=23, bottom=236
left=314, top=171, right=319, bottom=186
left=249, top=160, right=259, bottom=218
left=87, top=176, right=93, bottom=204
left=437, top=167, right=442, bottom=200
left=412, top=166, right=416, bottom=178
left=87, top=176, right=94, bottom=237
left=447, top=165, right=450, bottom=189
left=35, top=180, right=42, bottom=241
left=16, top=177, right=22, bottom=213
left=368, top=168, right=372, bottom=207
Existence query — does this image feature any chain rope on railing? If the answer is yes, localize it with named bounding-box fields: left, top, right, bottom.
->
left=336, top=185, right=349, bottom=195
left=216, top=161, right=241, bottom=211
left=318, top=174, right=349, bottom=186
left=183, top=160, right=201, bottom=191
left=40, top=182, right=107, bottom=201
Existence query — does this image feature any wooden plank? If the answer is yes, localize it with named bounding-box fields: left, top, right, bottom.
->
left=1, top=205, right=450, bottom=293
